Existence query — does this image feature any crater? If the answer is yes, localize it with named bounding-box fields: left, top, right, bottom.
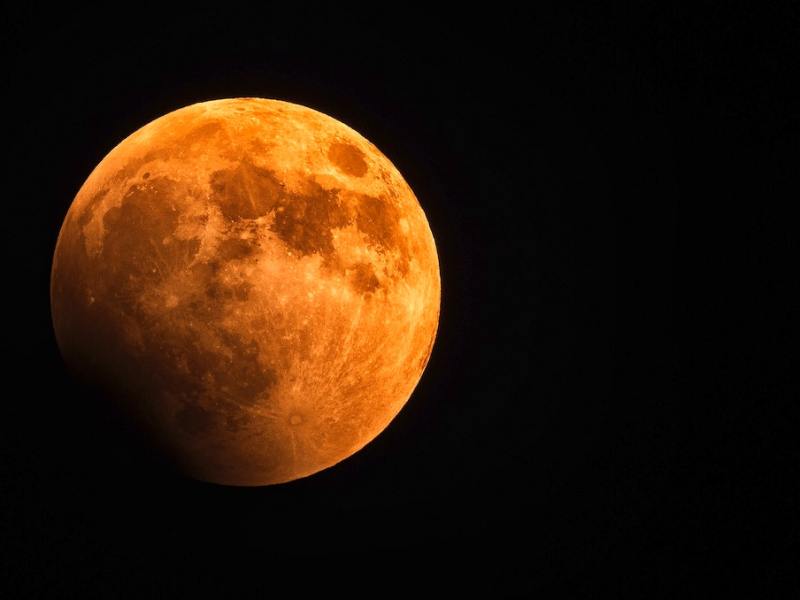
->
left=328, top=142, right=368, bottom=177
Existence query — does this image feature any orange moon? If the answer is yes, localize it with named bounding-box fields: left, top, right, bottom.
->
left=51, top=98, right=440, bottom=486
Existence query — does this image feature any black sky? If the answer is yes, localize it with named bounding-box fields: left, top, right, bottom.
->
left=2, top=4, right=797, bottom=596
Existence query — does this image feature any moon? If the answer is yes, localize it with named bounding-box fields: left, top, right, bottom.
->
left=51, top=98, right=440, bottom=486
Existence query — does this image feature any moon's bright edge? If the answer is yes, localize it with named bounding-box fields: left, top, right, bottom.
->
left=51, top=98, right=440, bottom=486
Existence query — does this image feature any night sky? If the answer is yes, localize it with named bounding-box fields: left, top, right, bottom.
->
left=2, top=5, right=796, bottom=596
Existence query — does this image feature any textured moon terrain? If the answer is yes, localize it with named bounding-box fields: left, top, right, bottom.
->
left=51, top=98, right=440, bottom=486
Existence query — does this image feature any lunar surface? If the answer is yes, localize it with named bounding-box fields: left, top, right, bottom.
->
left=51, top=98, right=440, bottom=486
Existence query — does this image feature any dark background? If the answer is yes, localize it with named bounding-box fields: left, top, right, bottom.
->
left=2, top=4, right=797, bottom=596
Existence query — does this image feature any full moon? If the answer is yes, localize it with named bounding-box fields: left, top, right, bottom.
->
left=51, top=98, right=440, bottom=486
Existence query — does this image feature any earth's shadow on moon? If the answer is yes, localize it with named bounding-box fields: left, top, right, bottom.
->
left=58, top=357, right=440, bottom=556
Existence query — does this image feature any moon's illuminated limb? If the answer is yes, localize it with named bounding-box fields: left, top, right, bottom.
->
left=50, top=98, right=440, bottom=486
